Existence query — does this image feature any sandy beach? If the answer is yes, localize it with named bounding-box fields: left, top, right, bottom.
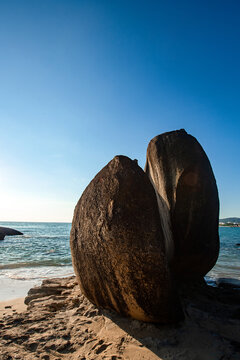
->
left=0, top=276, right=240, bottom=360
left=0, top=297, right=26, bottom=318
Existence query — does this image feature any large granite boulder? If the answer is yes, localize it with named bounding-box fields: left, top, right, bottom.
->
left=0, top=226, right=23, bottom=240
left=145, top=129, right=219, bottom=280
left=71, top=155, right=182, bottom=323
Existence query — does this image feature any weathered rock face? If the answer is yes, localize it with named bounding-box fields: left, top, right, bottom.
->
left=145, top=129, right=219, bottom=280
left=0, top=226, right=23, bottom=240
left=71, top=155, right=182, bottom=323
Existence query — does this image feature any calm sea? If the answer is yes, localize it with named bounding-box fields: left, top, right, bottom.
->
left=0, top=222, right=239, bottom=299
left=0, top=222, right=73, bottom=281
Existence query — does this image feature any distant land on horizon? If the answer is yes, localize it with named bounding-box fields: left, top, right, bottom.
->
left=219, top=217, right=240, bottom=224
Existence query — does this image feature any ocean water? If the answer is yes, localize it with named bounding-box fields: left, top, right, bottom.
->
left=0, top=222, right=74, bottom=300
left=0, top=222, right=239, bottom=300
left=207, top=227, right=240, bottom=282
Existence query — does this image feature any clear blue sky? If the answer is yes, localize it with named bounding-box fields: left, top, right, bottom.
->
left=0, top=0, right=239, bottom=221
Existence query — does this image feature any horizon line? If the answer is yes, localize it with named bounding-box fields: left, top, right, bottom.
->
left=0, top=220, right=72, bottom=224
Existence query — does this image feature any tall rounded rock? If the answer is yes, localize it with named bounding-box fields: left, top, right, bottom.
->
left=145, top=130, right=219, bottom=280
left=71, top=155, right=182, bottom=323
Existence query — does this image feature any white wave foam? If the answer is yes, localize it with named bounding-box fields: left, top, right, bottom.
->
left=0, top=266, right=74, bottom=281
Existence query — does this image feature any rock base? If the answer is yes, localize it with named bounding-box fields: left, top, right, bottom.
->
left=0, top=276, right=240, bottom=360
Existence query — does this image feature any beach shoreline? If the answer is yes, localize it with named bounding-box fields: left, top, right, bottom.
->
left=1, top=223, right=239, bottom=358
left=0, top=276, right=41, bottom=302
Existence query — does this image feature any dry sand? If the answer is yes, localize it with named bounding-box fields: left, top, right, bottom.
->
left=0, top=276, right=240, bottom=360
left=0, top=297, right=26, bottom=318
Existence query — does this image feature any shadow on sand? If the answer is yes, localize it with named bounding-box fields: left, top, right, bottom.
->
left=101, top=281, right=240, bottom=359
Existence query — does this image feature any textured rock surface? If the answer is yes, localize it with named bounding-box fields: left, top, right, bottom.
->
left=0, top=276, right=240, bottom=360
left=71, top=155, right=182, bottom=323
left=0, top=226, right=23, bottom=240
left=145, top=129, right=219, bottom=280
